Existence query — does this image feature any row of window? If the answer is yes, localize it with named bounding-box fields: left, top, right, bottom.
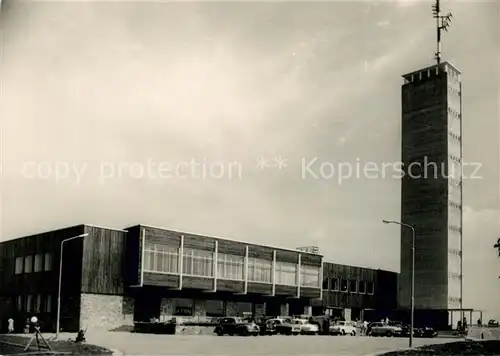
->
left=449, top=201, right=461, bottom=210
left=143, top=243, right=321, bottom=287
left=448, top=248, right=462, bottom=256
left=15, top=253, right=53, bottom=275
left=449, top=155, right=461, bottom=163
left=447, top=107, right=461, bottom=120
left=16, top=295, right=52, bottom=313
left=322, top=278, right=375, bottom=295
left=449, top=131, right=461, bottom=142
left=449, top=225, right=462, bottom=233
left=162, top=298, right=254, bottom=317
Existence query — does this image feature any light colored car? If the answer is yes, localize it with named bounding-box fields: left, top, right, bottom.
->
left=270, top=318, right=301, bottom=335
left=293, top=319, right=319, bottom=335
left=329, top=321, right=357, bottom=336
left=369, top=322, right=402, bottom=337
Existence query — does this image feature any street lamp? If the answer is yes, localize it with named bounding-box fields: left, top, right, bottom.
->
left=383, top=219, right=416, bottom=348
left=55, top=233, right=89, bottom=340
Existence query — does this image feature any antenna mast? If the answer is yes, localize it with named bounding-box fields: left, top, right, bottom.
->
left=432, top=0, right=453, bottom=64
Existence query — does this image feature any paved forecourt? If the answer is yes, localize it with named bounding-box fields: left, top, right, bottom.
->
left=71, top=331, right=456, bottom=356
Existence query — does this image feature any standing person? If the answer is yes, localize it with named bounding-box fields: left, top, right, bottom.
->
left=363, top=320, right=369, bottom=335
left=477, top=318, right=482, bottom=327
left=7, top=318, right=14, bottom=333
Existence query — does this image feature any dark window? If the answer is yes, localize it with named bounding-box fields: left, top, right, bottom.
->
left=331, top=277, right=339, bottom=291
left=367, top=281, right=374, bottom=295
left=340, top=279, right=348, bottom=292
left=322, top=278, right=329, bottom=290
left=349, top=280, right=357, bottom=293
left=358, top=281, right=366, bottom=294
left=173, top=298, right=193, bottom=316
left=206, top=300, right=224, bottom=317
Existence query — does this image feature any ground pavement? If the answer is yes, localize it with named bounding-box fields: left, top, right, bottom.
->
left=467, top=326, right=500, bottom=340
left=29, top=331, right=457, bottom=356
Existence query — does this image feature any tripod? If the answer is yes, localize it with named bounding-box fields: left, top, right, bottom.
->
left=24, top=325, right=52, bottom=352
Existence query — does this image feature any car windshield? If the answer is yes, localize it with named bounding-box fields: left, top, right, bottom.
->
left=336, top=322, right=345, bottom=325
left=283, top=318, right=293, bottom=323
left=294, top=320, right=306, bottom=324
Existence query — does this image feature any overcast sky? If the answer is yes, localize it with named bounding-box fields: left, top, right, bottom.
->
left=1, top=0, right=499, bottom=317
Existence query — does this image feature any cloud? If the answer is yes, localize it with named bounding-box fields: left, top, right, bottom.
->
left=376, top=20, right=391, bottom=27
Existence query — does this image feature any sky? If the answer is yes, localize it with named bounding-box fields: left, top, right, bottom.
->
left=0, top=0, right=499, bottom=317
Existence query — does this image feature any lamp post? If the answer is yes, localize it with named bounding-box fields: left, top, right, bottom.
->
left=383, top=219, right=415, bottom=348
left=55, top=233, right=89, bottom=340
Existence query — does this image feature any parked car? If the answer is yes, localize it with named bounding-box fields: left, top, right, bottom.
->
left=329, top=321, right=357, bottom=336
left=368, top=322, right=402, bottom=337
left=269, top=318, right=301, bottom=335
left=415, top=326, right=438, bottom=338
left=293, top=319, right=319, bottom=335
left=214, top=317, right=260, bottom=336
left=488, top=319, right=499, bottom=327
left=253, top=318, right=277, bottom=336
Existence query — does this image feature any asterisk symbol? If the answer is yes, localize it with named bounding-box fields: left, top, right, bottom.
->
left=274, top=156, right=288, bottom=170
left=256, top=157, right=268, bottom=170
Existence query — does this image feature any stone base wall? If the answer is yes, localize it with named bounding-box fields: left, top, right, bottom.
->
left=79, top=293, right=134, bottom=331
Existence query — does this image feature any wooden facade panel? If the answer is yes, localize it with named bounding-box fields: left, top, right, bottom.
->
left=300, top=253, right=322, bottom=266
left=183, top=235, right=216, bottom=252
left=300, top=287, right=320, bottom=299
left=182, top=276, right=213, bottom=290
left=275, top=285, right=297, bottom=296
left=216, top=279, right=244, bottom=292
left=80, top=226, right=127, bottom=295
left=143, top=272, right=179, bottom=288
left=248, top=246, right=273, bottom=260
left=276, top=250, right=298, bottom=263
left=0, top=225, right=86, bottom=295
left=218, top=240, right=246, bottom=256
left=146, top=235, right=181, bottom=247
left=247, top=282, right=272, bottom=295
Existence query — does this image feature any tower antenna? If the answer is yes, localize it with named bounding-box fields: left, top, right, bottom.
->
left=432, top=0, right=453, bottom=64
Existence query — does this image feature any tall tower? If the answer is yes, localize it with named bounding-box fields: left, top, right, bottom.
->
left=399, top=0, right=463, bottom=324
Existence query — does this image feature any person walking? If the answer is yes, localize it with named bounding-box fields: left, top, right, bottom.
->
left=7, top=318, right=14, bottom=333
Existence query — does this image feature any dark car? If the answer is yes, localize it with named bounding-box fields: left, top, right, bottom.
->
left=252, top=318, right=277, bottom=336
left=488, top=320, right=499, bottom=327
left=214, top=317, right=260, bottom=336
left=400, top=325, right=438, bottom=338
left=415, top=326, right=438, bottom=338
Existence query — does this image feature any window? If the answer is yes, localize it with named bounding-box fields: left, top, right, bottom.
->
left=217, top=253, right=244, bottom=280
left=26, top=295, right=33, bottom=312
left=331, top=277, right=339, bottom=291
left=300, top=265, right=320, bottom=287
left=349, top=280, right=358, bottom=293
left=367, top=281, right=374, bottom=295
left=15, top=257, right=23, bottom=274
left=206, top=300, right=224, bottom=317
left=34, top=254, right=44, bottom=272
left=24, top=256, right=33, bottom=273
left=35, top=295, right=42, bottom=313
left=143, top=243, right=180, bottom=274
left=275, top=262, right=297, bottom=286
left=183, top=248, right=213, bottom=277
left=248, top=258, right=272, bottom=283
left=17, top=296, right=23, bottom=310
left=340, top=279, right=348, bottom=292
left=45, top=295, right=52, bottom=313
left=358, top=280, right=366, bottom=294
left=44, top=253, right=52, bottom=271
left=172, top=298, right=193, bottom=316
left=322, top=278, right=329, bottom=290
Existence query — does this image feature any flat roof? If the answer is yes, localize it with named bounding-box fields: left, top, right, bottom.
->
left=402, top=61, right=461, bottom=79
left=129, top=223, right=323, bottom=257
left=0, top=224, right=128, bottom=243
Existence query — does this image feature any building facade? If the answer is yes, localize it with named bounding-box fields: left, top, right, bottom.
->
left=0, top=224, right=397, bottom=332
left=400, top=62, right=463, bottom=322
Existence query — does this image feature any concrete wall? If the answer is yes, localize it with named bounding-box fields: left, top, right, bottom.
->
left=79, top=293, right=134, bottom=331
